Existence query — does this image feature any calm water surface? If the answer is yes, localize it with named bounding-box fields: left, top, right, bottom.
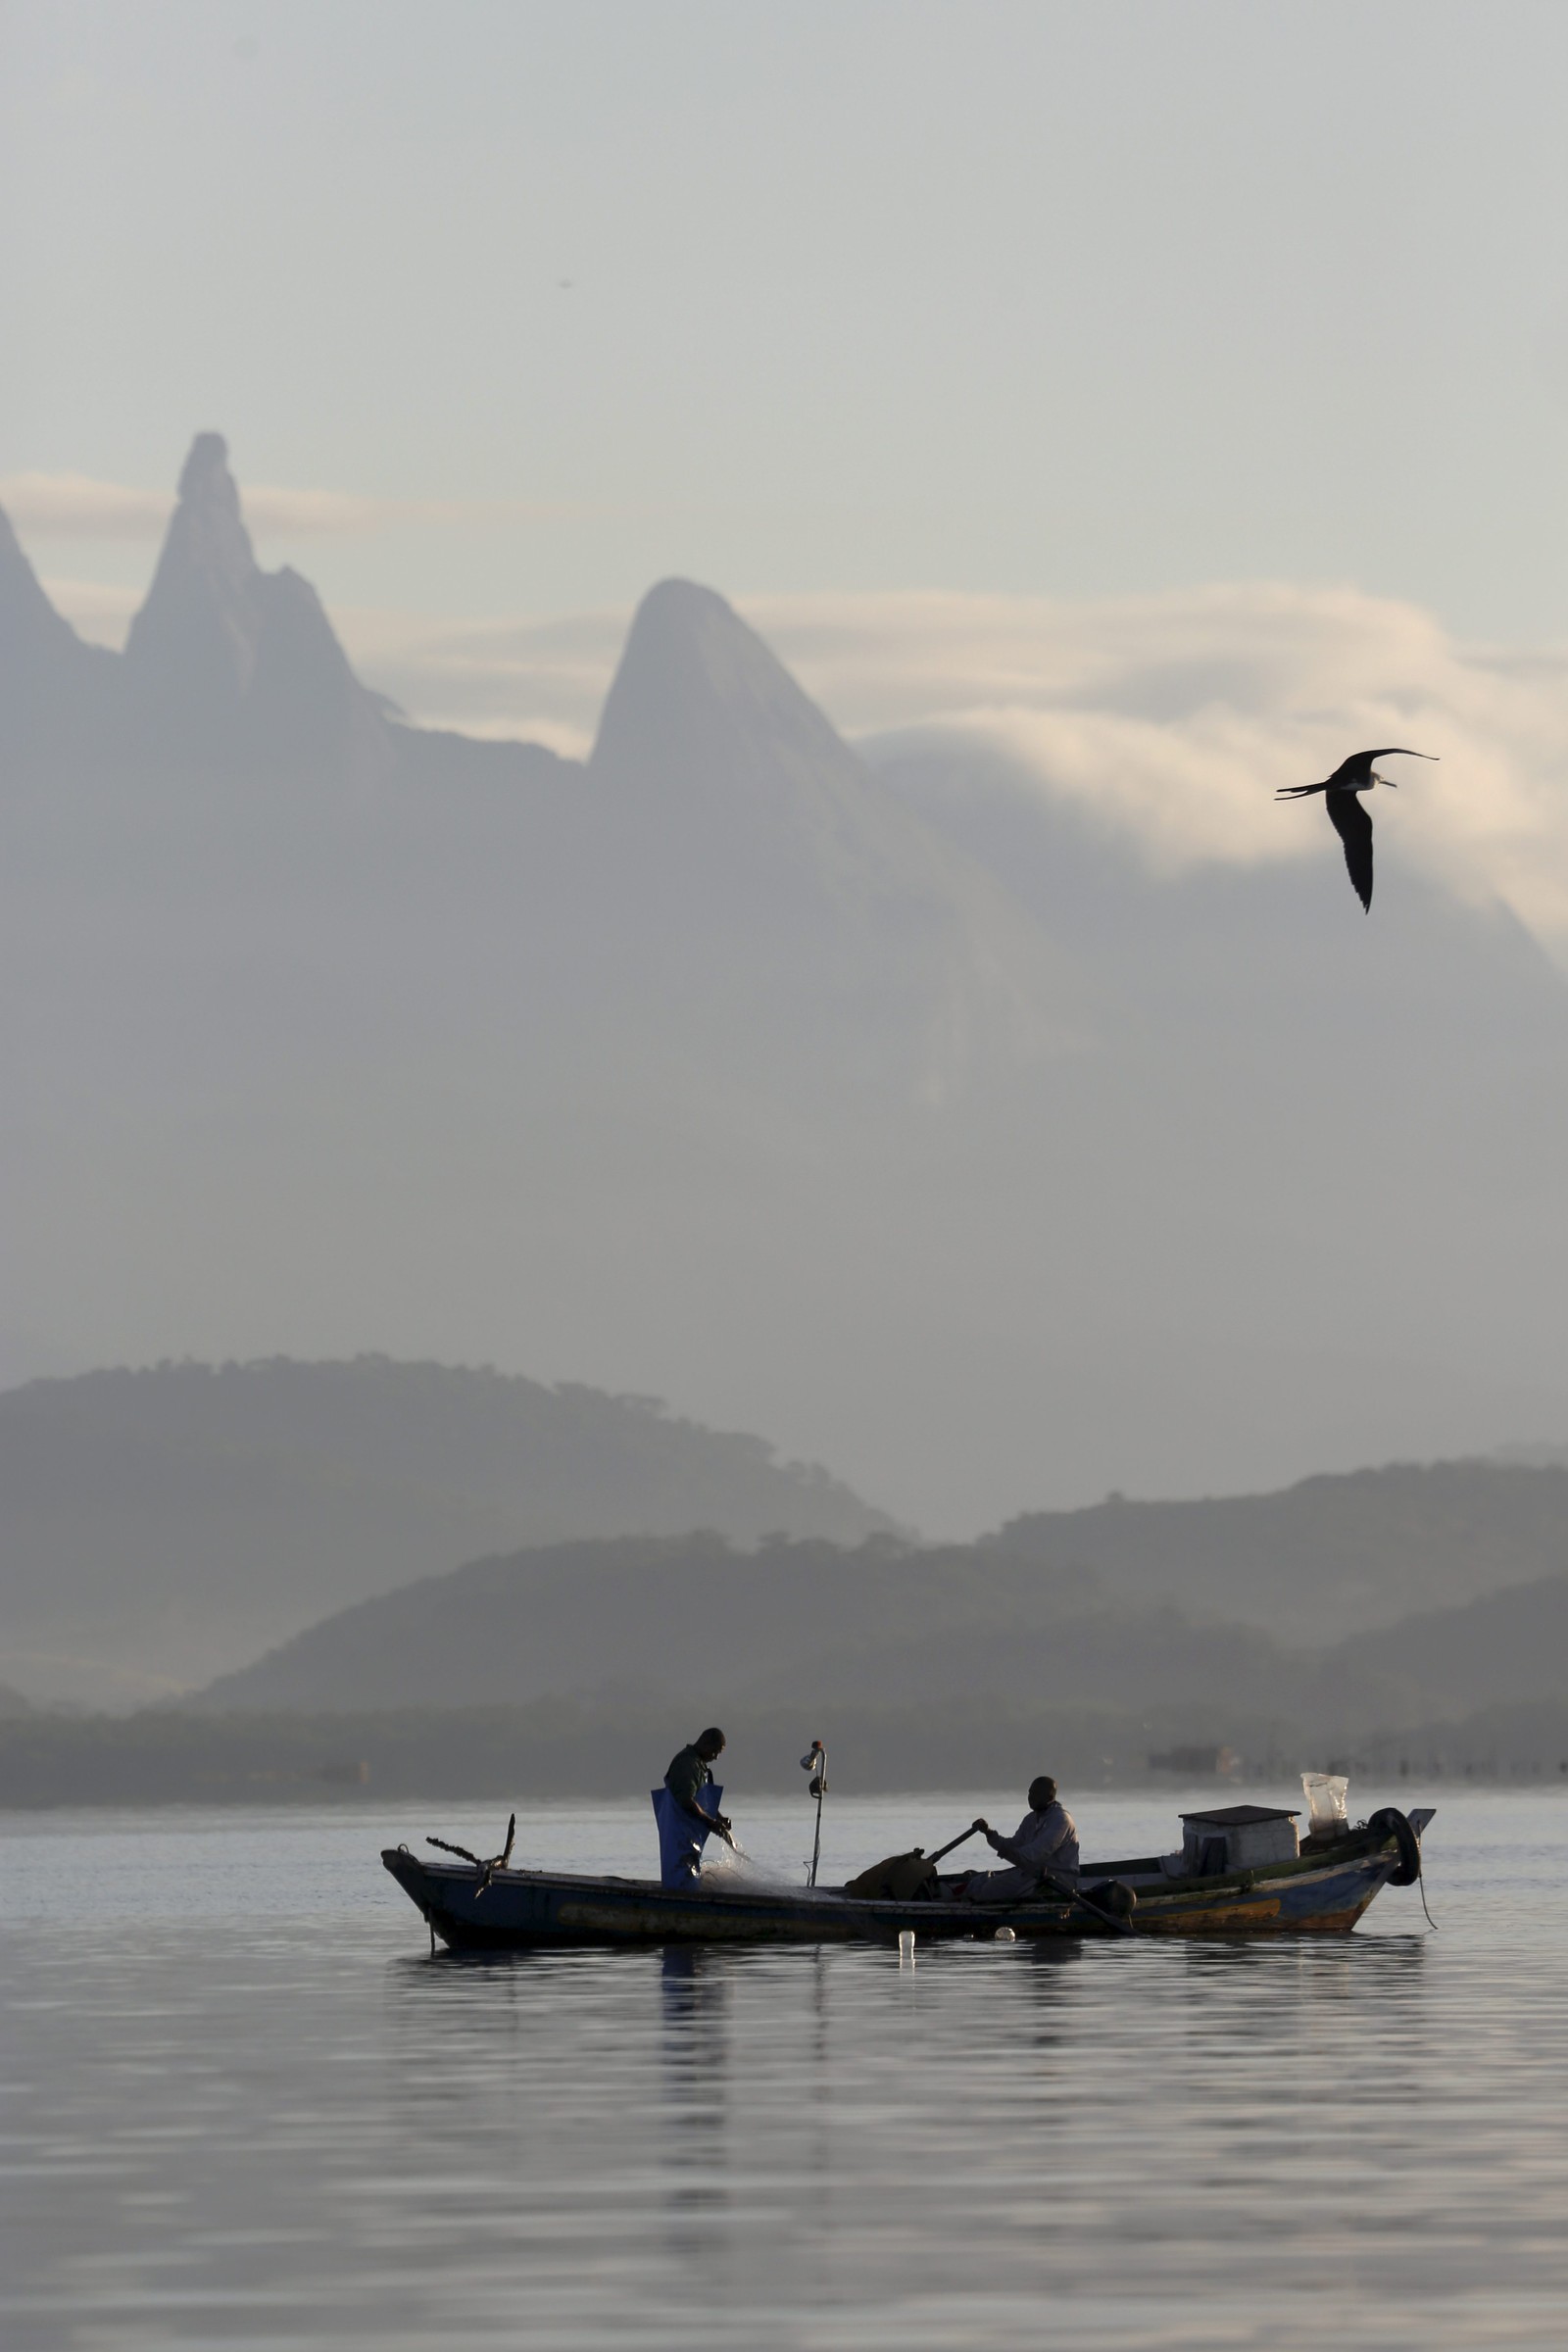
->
left=3, top=1788, right=1565, bottom=2350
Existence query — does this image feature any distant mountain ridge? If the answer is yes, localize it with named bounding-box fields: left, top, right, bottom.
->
left=186, top=1482, right=1568, bottom=1740
left=0, top=1358, right=897, bottom=1707
left=987, top=1458, right=1568, bottom=1635
left=191, top=1530, right=1333, bottom=1727
left=4, top=437, right=1070, bottom=1310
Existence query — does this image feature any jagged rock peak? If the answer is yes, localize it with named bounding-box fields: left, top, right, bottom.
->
left=124, top=431, right=262, bottom=697
left=120, top=435, right=386, bottom=774
left=178, top=430, right=244, bottom=513
left=590, top=577, right=854, bottom=785
left=0, top=505, right=78, bottom=653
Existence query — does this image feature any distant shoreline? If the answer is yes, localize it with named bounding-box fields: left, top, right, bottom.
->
left=2, top=1698, right=1562, bottom=1809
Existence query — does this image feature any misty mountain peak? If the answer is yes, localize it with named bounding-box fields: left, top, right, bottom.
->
left=579, top=575, right=1074, bottom=1099
left=122, top=435, right=384, bottom=771
left=125, top=431, right=265, bottom=701
left=591, top=577, right=855, bottom=792
left=178, top=430, right=240, bottom=506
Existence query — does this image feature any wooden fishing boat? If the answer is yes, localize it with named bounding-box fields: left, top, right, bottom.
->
left=381, top=1803, right=1434, bottom=1952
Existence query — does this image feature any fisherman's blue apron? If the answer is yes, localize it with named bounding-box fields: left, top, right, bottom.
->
left=651, top=1784, right=723, bottom=1887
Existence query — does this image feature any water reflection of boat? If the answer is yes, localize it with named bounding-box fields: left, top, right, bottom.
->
left=382, top=1804, right=1433, bottom=1952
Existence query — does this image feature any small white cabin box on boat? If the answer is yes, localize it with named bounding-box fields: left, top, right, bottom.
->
left=1180, top=1804, right=1299, bottom=1875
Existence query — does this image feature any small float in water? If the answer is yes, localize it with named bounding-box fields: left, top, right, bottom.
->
left=382, top=1782, right=1434, bottom=1953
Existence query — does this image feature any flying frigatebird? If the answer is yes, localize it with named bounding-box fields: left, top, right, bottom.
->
left=1276, top=748, right=1438, bottom=910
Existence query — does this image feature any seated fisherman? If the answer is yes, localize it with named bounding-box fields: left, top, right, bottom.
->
left=958, top=1776, right=1078, bottom=1904
left=657, top=1726, right=735, bottom=1885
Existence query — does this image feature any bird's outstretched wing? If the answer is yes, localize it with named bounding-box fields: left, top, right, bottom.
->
left=1326, top=789, right=1374, bottom=910
left=1328, top=747, right=1438, bottom=789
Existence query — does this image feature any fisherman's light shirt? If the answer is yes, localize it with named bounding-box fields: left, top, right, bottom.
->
left=961, top=1801, right=1081, bottom=1903
left=993, top=1801, right=1079, bottom=1878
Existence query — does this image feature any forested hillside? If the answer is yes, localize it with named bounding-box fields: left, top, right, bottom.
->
left=192, top=1471, right=1568, bottom=1740
left=0, top=1359, right=895, bottom=1705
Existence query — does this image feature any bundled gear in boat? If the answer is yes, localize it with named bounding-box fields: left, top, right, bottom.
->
left=843, top=1814, right=995, bottom=1899
left=843, top=1849, right=942, bottom=1901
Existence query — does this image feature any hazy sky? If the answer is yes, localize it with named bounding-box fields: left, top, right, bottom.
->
left=7, top=0, right=1568, bottom=645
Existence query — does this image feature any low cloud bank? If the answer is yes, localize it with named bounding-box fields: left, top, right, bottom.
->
left=341, top=582, right=1568, bottom=956
left=749, top=588, right=1568, bottom=952
left=36, top=543, right=1568, bottom=956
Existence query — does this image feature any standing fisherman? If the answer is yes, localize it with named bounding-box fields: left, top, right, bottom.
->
left=655, top=1727, right=735, bottom=1886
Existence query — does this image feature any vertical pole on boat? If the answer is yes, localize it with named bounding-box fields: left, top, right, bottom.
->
left=801, top=1739, right=827, bottom=1887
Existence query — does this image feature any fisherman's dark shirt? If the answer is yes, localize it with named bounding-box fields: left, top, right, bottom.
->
left=664, top=1744, right=713, bottom=1818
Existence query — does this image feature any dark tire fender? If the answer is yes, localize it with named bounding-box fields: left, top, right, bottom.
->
left=1367, top=1806, right=1422, bottom=1886
left=1087, top=1878, right=1138, bottom=1919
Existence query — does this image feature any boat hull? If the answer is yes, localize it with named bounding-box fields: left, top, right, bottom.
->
left=381, top=1823, right=1420, bottom=1952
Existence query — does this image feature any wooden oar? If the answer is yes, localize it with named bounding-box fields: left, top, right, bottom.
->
left=925, top=1821, right=989, bottom=1867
